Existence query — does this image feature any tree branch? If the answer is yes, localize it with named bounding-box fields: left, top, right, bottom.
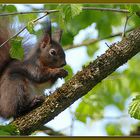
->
left=10, top=26, right=140, bottom=135
left=0, top=7, right=129, bottom=17
left=64, top=28, right=134, bottom=50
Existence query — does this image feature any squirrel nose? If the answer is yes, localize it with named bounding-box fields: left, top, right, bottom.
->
left=60, top=61, right=66, bottom=67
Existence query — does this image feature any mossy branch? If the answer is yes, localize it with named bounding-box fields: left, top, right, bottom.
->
left=11, top=26, right=140, bottom=135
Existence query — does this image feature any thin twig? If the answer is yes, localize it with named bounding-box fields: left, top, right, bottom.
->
left=38, top=125, right=65, bottom=136
left=0, top=7, right=129, bottom=17
left=69, top=107, right=75, bottom=136
left=105, top=42, right=118, bottom=54
left=122, top=14, right=133, bottom=38
left=105, top=42, right=110, bottom=47
left=74, top=111, right=128, bottom=120
left=0, top=26, right=26, bottom=48
left=0, top=13, right=49, bottom=48
left=0, top=9, right=58, bottom=16
left=64, top=28, right=134, bottom=50
left=82, top=7, right=129, bottom=13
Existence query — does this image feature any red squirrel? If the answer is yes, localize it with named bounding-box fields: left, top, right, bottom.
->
left=0, top=18, right=68, bottom=119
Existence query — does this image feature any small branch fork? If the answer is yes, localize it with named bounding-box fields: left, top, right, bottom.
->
left=122, top=14, right=133, bottom=38
left=0, top=10, right=59, bottom=48
left=0, top=13, right=49, bottom=48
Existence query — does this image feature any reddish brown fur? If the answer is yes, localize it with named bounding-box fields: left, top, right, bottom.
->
left=0, top=19, right=68, bottom=119
left=0, top=22, right=12, bottom=76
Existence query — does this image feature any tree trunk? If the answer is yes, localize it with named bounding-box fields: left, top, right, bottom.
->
left=11, top=26, right=140, bottom=135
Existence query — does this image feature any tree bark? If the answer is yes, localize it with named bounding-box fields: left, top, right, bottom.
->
left=11, top=26, right=140, bottom=135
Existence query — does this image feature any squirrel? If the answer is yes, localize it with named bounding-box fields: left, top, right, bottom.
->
left=0, top=18, right=68, bottom=119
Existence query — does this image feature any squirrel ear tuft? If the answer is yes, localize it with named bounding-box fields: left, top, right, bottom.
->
left=52, top=29, right=63, bottom=43
left=40, top=18, right=52, bottom=48
left=40, top=34, right=50, bottom=48
left=44, top=18, right=52, bottom=42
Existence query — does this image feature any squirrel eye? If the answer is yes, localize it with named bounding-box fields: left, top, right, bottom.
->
left=49, top=49, right=56, bottom=56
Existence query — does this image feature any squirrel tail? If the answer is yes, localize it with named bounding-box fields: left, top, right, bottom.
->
left=0, top=17, right=12, bottom=75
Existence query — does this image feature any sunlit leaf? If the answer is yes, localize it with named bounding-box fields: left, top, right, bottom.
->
left=129, top=95, right=140, bottom=119
left=105, top=123, right=123, bottom=136
left=57, top=4, right=82, bottom=29
left=125, top=4, right=140, bottom=13
left=86, top=43, right=99, bottom=57
left=10, top=37, right=24, bottom=60
left=64, top=65, right=73, bottom=82
left=27, top=21, right=35, bottom=34
left=0, top=124, right=19, bottom=135
left=5, top=5, right=17, bottom=12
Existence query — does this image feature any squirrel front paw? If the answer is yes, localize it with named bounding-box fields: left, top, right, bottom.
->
left=30, top=95, right=45, bottom=108
left=58, top=69, right=68, bottom=78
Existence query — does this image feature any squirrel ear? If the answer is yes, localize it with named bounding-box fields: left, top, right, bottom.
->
left=40, top=34, right=51, bottom=48
left=40, top=18, right=52, bottom=48
left=44, top=18, right=52, bottom=42
left=52, top=29, right=63, bottom=43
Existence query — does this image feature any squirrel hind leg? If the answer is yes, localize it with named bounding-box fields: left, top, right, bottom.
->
left=0, top=105, right=16, bottom=119
left=13, top=95, right=45, bottom=119
left=28, top=95, right=45, bottom=110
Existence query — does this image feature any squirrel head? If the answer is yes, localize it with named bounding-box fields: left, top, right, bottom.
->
left=38, top=19, right=66, bottom=68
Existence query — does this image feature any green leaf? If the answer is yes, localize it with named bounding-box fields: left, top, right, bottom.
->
left=64, top=65, right=73, bottom=82
left=65, top=4, right=82, bottom=22
left=57, top=4, right=82, bottom=29
left=75, top=91, right=104, bottom=123
left=105, top=123, right=123, bottom=136
left=5, top=5, right=17, bottom=12
left=129, top=14, right=140, bottom=27
left=10, top=37, right=24, bottom=60
left=125, top=4, right=140, bottom=13
left=27, top=21, right=35, bottom=34
left=0, top=130, right=11, bottom=136
left=18, top=13, right=37, bottom=24
left=129, top=95, right=140, bottom=120
left=44, top=4, right=58, bottom=10
left=86, top=43, right=99, bottom=57
left=61, top=31, right=74, bottom=46
left=75, top=102, right=89, bottom=123
left=0, top=124, right=20, bottom=135
left=96, top=16, right=112, bottom=38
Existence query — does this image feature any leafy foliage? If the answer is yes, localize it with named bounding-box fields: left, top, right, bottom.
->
left=0, top=3, right=140, bottom=136
left=0, top=125, right=19, bottom=136
left=105, top=123, right=123, bottom=136
left=75, top=71, right=130, bottom=124
left=125, top=4, right=140, bottom=13
left=57, top=4, right=82, bottom=28
left=4, top=5, right=17, bottom=12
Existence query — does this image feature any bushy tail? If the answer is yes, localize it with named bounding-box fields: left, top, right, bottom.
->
left=0, top=17, right=12, bottom=75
